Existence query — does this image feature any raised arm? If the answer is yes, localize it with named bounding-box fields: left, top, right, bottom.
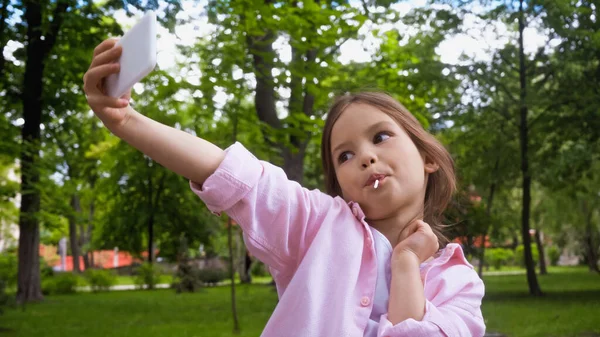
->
left=83, top=38, right=224, bottom=185
left=84, top=38, right=336, bottom=273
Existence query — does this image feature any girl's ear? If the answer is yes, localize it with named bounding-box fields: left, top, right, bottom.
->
left=424, top=158, right=439, bottom=174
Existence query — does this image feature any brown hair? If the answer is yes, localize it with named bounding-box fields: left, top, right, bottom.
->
left=320, top=91, right=456, bottom=246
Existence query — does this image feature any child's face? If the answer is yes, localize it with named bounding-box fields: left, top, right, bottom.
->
left=330, top=103, right=438, bottom=220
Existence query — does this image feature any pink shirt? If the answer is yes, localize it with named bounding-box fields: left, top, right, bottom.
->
left=191, top=143, right=485, bottom=337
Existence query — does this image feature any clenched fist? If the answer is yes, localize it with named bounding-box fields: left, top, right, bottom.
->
left=392, top=219, right=439, bottom=268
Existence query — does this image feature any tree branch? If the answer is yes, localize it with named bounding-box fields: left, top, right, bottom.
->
left=43, top=0, right=70, bottom=56
left=0, top=0, right=10, bottom=77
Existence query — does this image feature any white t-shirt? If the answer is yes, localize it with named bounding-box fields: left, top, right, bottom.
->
left=364, top=226, right=393, bottom=337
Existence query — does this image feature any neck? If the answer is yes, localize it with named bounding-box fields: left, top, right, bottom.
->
left=366, top=201, right=424, bottom=248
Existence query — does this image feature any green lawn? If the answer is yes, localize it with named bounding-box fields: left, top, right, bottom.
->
left=113, top=275, right=272, bottom=286
left=1, top=285, right=278, bottom=337
left=114, top=274, right=173, bottom=286
left=2, top=267, right=599, bottom=337
left=482, top=267, right=600, bottom=337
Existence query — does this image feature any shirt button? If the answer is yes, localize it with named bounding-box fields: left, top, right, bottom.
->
left=365, top=237, right=372, bottom=246
left=360, top=296, right=370, bottom=306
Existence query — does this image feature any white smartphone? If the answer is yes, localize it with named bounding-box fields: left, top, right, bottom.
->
left=105, top=10, right=157, bottom=98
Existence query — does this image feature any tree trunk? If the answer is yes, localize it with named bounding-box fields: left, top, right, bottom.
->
left=79, top=222, right=90, bottom=270
left=82, top=176, right=96, bottom=270
left=68, top=194, right=81, bottom=273
left=147, top=213, right=154, bottom=264
left=478, top=177, right=497, bottom=278
left=247, top=24, right=317, bottom=184
left=16, top=0, right=69, bottom=304
left=237, top=230, right=252, bottom=284
left=534, top=229, right=547, bottom=275
left=518, top=0, right=543, bottom=296
left=0, top=0, right=10, bottom=77
left=146, top=169, right=165, bottom=264
left=582, top=201, right=600, bottom=273
left=17, top=0, right=45, bottom=304
left=16, top=216, right=42, bottom=303
left=227, top=217, right=240, bottom=333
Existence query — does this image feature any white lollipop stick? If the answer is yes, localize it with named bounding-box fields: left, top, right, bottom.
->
left=373, top=180, right=379, bottom=189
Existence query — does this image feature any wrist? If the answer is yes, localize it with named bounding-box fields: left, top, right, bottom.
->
left=391, top=250, right=421, bottom=271
left=107, top=106, right=135, bottom=136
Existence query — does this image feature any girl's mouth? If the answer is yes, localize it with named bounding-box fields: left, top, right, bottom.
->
left=364, top=174, right=386, bottom=187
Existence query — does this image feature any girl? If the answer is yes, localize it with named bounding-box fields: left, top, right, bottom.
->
left=83, top=38, right=485, bottom=337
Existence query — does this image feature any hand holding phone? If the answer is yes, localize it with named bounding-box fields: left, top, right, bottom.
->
left=83, top=10, right=157, bottom=130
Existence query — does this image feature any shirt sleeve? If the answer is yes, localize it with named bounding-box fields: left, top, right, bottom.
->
left=189, top=142, right=336, bottom=273
left=377, top=247, right=486, bottom=337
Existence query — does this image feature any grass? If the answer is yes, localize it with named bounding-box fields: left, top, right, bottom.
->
left=1, top=267, right=598, bottom=337
left=482, top=267, right=600, bottom=337
left=113, top=275, right=272, bottom=286
left=481, top=265, right=588, bottom=274
left=1, top=285, right=278, bottom=337
left=114, top=274, right=173, bottom=286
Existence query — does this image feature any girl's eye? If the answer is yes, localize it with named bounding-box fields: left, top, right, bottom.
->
left=374, top=132, right=391, bottom=144
left=338, top=152, right=354, bottom=163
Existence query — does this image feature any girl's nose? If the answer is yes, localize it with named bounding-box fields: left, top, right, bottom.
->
left=361, top=157, right=376, bottom=168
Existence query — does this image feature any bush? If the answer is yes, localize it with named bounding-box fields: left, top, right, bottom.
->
left=197, top=268, right=228, bottom=285
left=84, top=269, right=117, bottom=292
left=173, top=266, right=203, bottom=293
left=485, top=248, right=515, bottom=270
left=515, top=245, right=540, bottom=267
left=250, top=261, right=269, bottom=277
left=42, top=273, right=79, bottom=295
left=0, top=253, right=17, bottom=315
left=547, top=246, right=561, bottom=266
left=0, top=254, right=17, bottom=289
left=134, top=263, right=160, bottom=290
left=40, top=258, right=54, bottom=279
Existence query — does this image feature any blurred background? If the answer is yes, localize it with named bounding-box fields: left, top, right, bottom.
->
left=1, top=0, right=599, bottom=336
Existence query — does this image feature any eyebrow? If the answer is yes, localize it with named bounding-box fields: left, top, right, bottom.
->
left=331, top=120, right=396, bottom=155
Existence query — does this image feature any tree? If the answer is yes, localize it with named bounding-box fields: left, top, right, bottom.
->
left=534, top=0, right=600, bottom=273
left=16, top=0, right=72, bottom=303
left=7, top=0, right=182, bottom=302
left=197, top=0, right=370, bottom=183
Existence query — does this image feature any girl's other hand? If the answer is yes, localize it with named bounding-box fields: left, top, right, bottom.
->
left=83, top=38, right=132, bottom=130
left=392, top=220, right=439, bottom=267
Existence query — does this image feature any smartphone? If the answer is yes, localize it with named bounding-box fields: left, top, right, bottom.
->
left=105, top=10, right=157, bottom=98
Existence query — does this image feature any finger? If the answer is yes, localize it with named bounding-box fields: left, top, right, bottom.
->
left=87, top=94, right=129, bottom=109
left=415, top=220, right=432, bottom=232
left=397, top=221, right=419, bottom=242
left=93, top=37, right=120, bottom=58
left=90, top=45, right=122, bottom=69
left=83, top=63, right=120, bottom=94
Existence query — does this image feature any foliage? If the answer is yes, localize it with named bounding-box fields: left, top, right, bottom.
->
left=547, top=245, right=561, bottom=266
left=0, top=252, right=17, bottom=289
left=41, top=273, right=80, bottom=296
left=134, top=263, right=160, bottom=290
left=0, top=252, right=17, bottom=314
left=250, top=261, right=269, bottom=277
left=40, top=258, right=55, bottom=279
left=83, top=269, right=117, bottom=292
left=485, top=248, right=515, bottom=270
left=92, top=70, right=221, bottom=262
left=197, top=268, right=228, bottom=286
left=173, top=234, right=203, bottom=293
